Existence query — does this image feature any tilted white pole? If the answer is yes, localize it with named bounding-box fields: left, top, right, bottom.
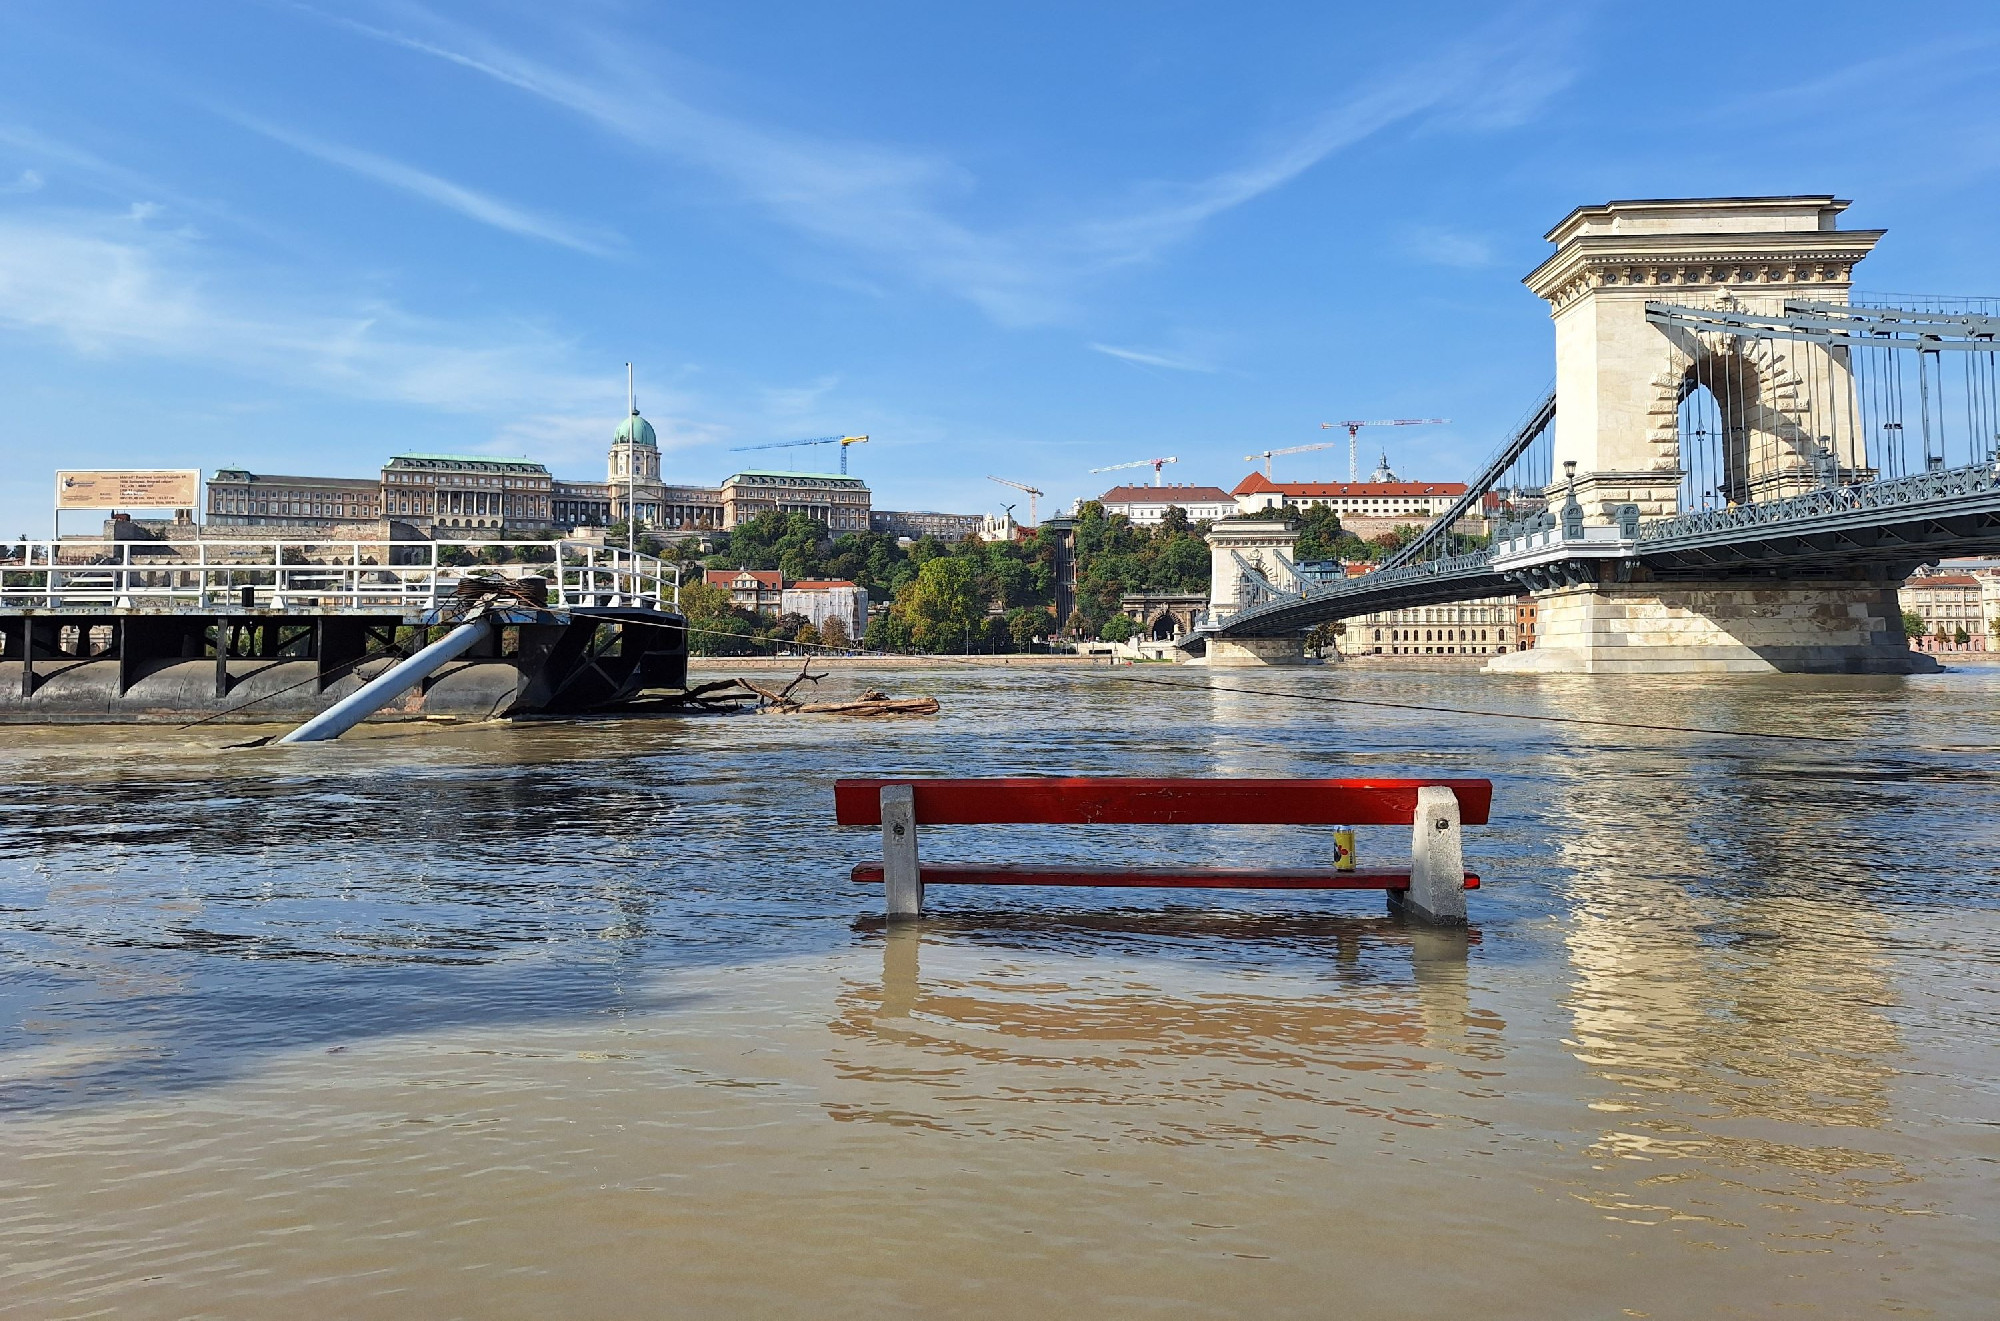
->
left=277, top=618, right=493, bottom=743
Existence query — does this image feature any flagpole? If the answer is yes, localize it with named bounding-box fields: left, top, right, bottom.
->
left=626, top=362, right=637, bottom=567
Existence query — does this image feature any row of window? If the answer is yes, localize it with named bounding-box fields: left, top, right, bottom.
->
left=210, top=493, right=376, bottom=519
left=1373, top=628, right=1509, bottom=643
left=386, top=472, right=547, bottom=489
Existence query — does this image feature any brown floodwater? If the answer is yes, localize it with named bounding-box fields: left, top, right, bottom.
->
left=2, top=663, right=1997, bottom=1319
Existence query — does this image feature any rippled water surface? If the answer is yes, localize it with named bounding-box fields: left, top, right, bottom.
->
left=3, top=663, right=1997, bottom=1319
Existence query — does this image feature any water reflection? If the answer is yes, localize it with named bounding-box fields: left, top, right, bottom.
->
left=1545, top=711, right=1917, bottom=1239
left=824, top=918, right=1497, bottom=1144
left=2, top=666, right=1997, bottom=1316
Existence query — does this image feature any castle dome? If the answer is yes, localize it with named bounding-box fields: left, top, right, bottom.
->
left=614, top=409, right=658, bottom=448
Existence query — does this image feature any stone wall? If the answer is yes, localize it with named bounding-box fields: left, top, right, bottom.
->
left=1487, top=580, right=1937, bottom=674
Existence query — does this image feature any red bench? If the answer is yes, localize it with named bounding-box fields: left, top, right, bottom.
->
left=834, top=777, right=1489, bottom=926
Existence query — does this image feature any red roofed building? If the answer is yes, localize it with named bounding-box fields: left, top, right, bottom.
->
left=1901, top=572, right=1990, bottom=651
left=1093, top=483, right=1237, bottom=525
left=1231, top=471, right=1476, bottom=541
left=705, top=568, right=784, bottom=613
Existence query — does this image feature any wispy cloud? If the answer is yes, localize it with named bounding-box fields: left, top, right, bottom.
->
left=0, top=210, right=613, bottom=416
left=0, top=122, right=253, bottom=232
left=1089, top=343, right=1215, bottom=373
left=1400, top=225, right=1493, bottom=268
left=231, top=116, right=620, bottom=256
left=0, top=168, right=43, bottom=194
left=306, top=4, right=1574, bottom=324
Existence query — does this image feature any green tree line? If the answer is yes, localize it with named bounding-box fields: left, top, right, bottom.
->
left=669, top=503, right=1218, bottom=655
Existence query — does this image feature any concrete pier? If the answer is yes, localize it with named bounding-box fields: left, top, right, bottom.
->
left=1486, top=579, right=1940, bottom=674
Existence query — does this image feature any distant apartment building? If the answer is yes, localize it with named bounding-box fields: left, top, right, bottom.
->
left=706, top=568, right=785, bottom=613
left=871, top=510, right=985, bottom=542
left=1091, top=484, right=1237, bottom=525
left=781, top=580, right=868, bottom=639
left=206, top=470, right=381, bottom=528
left=1338, top=596, right=1518, bottom=658
left=1902, top=572, right=1989, bottom=651
left=1515, top=596, right=1538, bottom=651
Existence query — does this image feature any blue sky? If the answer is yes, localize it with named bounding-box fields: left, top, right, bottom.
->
left=4, top=1, right=2000, bottom=536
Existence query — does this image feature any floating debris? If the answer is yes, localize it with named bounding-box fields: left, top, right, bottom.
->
left=730, top=661, right=939, bottom=716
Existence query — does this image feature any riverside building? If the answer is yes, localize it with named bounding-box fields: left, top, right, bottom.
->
left=1339, top=596, right=1519, bottom=658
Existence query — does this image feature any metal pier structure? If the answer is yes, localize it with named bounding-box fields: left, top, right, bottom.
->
left=0, top=537, right=689, bottom=724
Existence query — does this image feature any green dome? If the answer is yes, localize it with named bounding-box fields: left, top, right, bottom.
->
left=614, top=410, right=658, bottom=448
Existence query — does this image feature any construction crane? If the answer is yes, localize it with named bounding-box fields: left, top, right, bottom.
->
left=987, top=475, right=1044, bottom=524
left=1320, top=419, right=1448, bottom=481
left=729, top=433, right=870, bottom=474
left=1244, top=441, right=1339, bottom=478
left=1089, top=456, right=1179, bottom=485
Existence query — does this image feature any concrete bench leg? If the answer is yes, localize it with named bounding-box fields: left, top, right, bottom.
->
left=880, top=784, right=922, bottom=920
left=1395, top=785, right=1467, bottom=926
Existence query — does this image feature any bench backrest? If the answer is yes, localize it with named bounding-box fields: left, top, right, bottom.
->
left=834, top=778, right=1492, bottom=827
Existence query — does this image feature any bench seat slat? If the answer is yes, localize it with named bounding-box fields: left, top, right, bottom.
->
left=850, top=863, right=1481, bottom=891
left=834, top=778, right=1492, bottom=827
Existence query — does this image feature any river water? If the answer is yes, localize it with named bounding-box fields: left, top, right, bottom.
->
left=2, top=663, right=1996, bottom=1319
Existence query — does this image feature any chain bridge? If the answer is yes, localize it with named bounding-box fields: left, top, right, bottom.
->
left=1192, top=197, right=2000, bottom=672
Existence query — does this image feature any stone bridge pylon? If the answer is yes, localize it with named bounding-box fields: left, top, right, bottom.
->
left=1490, top=195, right=1930, bottom=674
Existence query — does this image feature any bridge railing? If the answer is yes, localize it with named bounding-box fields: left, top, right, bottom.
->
left=0, top=537, right=683, bottom=613
left=1636, top=458, right=2000, bottom=545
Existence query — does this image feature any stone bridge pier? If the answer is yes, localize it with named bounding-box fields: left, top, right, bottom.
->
left=1201, top=518, right=1307, bottom=665
left=1489, top=196, right=1935, bottom=675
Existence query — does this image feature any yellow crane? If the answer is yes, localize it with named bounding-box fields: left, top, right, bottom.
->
left=731, top=434, right=870, bottom=473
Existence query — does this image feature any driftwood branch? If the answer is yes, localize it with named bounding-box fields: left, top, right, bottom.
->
left=726, top=659, right=938, bottom=717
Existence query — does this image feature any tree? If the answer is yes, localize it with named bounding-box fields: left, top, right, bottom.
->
left=819, top=615, right=851, bottom=650
left=1007, top=605, right=1048, bottom=650
left=1901, top=610, right=1926, bottom=640
left=895, top=556, right=984, bottom=651
left=1288, top=505, right=1348, bottom=562
left=678, top=580, right=763, bottom=655
left=1099, top=613, right=1135, bottom=642
left=1954, top=625, right=1971, bottom=646
left=795, top=621, right=822, bottom=649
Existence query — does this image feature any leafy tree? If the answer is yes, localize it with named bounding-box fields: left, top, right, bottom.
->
left=1287, top=505, right=1347, bottom=562
left=1901, top=609, right=1926, bottom=639
left=1007, top=605, right=1049, bottom=649
left=1100, top=613, right=1135, bottom=643
left=894, top=556, right=985, bottom=651
left=795, top=621, right=822, bottom=649
left=819, top=616, right=851, bottom=650
left=1954, top=625, right=1971, bottom=646
left=678, top=579, right=764, bottom=655
left=1063, top=500, right=1212, bottom=637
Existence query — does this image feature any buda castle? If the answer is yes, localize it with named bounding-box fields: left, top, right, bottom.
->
left=206, top=403, right=873, bottom=539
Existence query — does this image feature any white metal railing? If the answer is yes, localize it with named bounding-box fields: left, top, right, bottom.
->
left=0, top=537, right=682, bottom=613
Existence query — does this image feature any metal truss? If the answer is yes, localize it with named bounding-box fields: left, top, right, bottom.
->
left=1204, top=457, right=2000, bottom=638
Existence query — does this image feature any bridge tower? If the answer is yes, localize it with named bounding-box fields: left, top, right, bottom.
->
left=1202, top=519, right=1306, bottom=665
left=1493, top=196, right=1931, bottom=674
